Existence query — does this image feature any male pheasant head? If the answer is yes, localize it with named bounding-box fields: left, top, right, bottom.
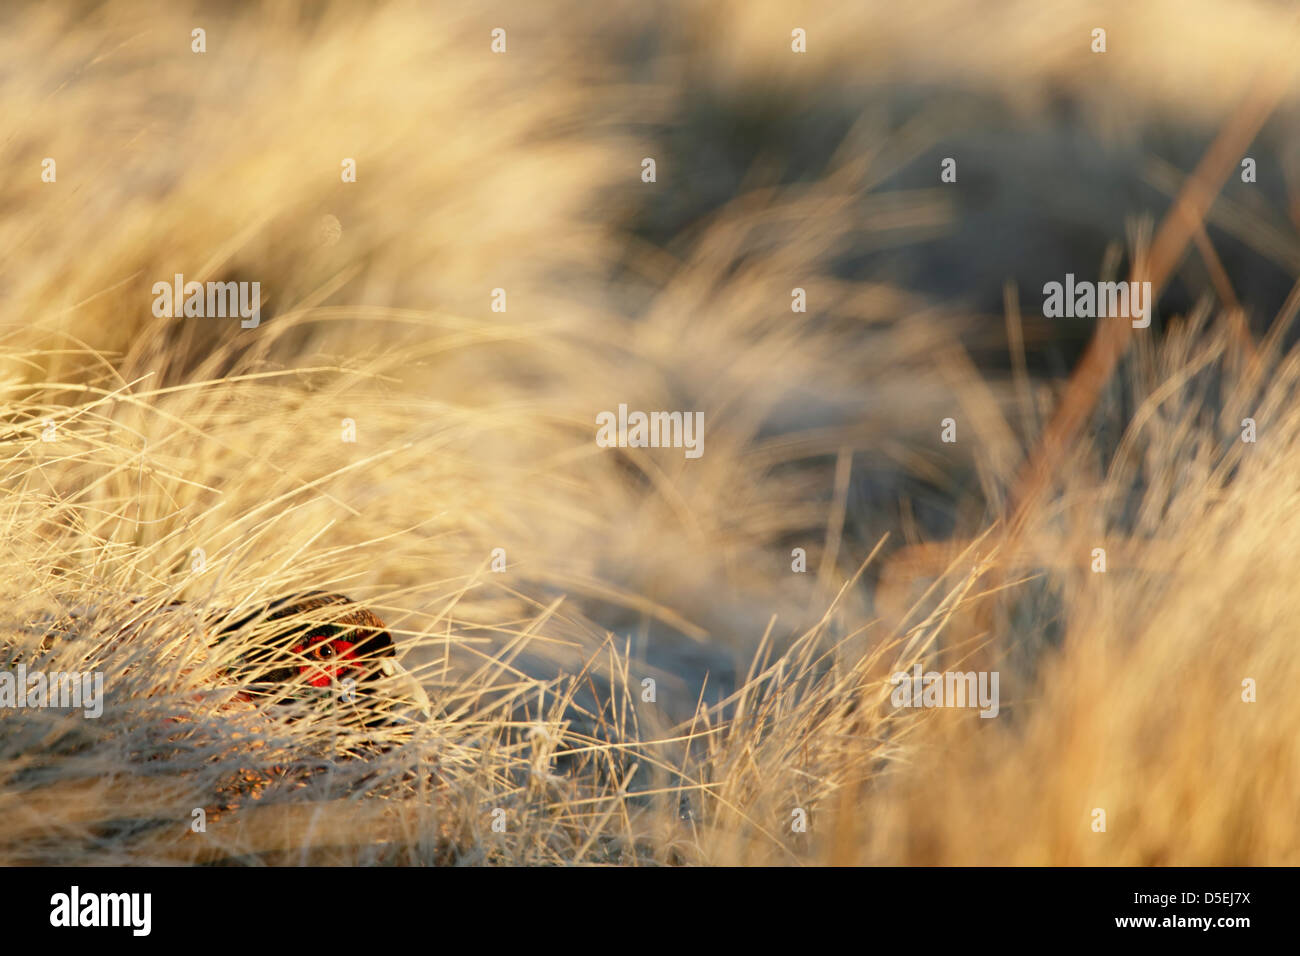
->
left=219, top=591, right=430, bottom=722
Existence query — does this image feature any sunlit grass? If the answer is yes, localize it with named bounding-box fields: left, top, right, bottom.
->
left=2, top=0, right=1298, bottom=865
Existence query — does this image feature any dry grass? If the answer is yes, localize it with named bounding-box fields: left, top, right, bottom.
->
left=2, top=0, right=1299, bottom=865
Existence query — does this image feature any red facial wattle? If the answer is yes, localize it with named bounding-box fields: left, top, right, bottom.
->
left=290, top=634, right=359, bottom=687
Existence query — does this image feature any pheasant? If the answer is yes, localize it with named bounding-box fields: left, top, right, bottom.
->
left=214, top=590, right=431, bottom=724
left=29, top=589, right=432, bottom=725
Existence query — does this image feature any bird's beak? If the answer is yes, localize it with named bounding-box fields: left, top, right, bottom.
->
left=379, top=657, right=432, bottom=719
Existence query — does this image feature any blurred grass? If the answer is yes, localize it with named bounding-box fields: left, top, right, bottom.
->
left=1, top=0, right=1298, bottom=864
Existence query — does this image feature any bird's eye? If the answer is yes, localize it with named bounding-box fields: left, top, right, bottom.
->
left=314, top=642, right=336, bottom=660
